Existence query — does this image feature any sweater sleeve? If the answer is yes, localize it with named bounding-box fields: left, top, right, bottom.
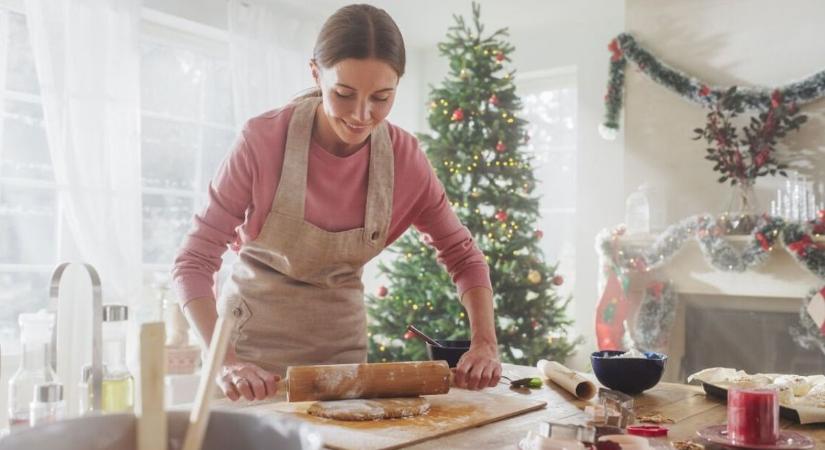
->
left=171, top=128, right=256, bottom=307
left=409, top=150, right=492, bottom=298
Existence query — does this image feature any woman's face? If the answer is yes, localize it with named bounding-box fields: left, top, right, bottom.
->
left=312, top=58, right=399, bottom=148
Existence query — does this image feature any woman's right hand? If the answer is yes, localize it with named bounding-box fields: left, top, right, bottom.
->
left=216, top=357, right=281, bottom=401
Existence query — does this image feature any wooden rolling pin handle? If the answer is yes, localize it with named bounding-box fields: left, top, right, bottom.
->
left=276, top=378, right=288, bottom=395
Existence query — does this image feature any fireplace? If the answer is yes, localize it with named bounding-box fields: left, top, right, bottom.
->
left=678, top=295, right=825, bottom=380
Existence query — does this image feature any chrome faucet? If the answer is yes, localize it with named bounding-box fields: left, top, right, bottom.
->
left=49, top=262, right=103, bottom=411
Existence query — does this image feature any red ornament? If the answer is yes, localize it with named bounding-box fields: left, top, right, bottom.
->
left=699, top=85, right=711, bottom=97
left=531, top=319, right=539, bottom=329
left=495, top=210, right=508, bottom=222
left=608, top=38, right=623, bottom=62
left=404, top=330, right=414, bottom=340
left=451, top=108, right=464, bottom=121
left=489, top=94, right=499, bottom=106
left=534, top=230, right=544, bottom=240
left=495, top=51, right=505, bottom=62
left=376, top=285, right=388, bottom=298
left=770, top=90, right=782, bottom=109
left=552, top=275, right=564, bottom=286
left=496, top=141, right=507, bottom=152
left=755, top=232, right=770, bottom=251
left=818, top=209, right=825, bottom=221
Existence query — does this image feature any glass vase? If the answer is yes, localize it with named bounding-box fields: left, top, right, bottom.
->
left=721, top=181, right=760, bottom=234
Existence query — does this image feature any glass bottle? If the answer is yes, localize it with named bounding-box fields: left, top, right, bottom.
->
left=8, top=311, right=58, bottom=430
left=29, top=382, right=65, bottom=427
left=101, top=305, right=134, bottom=413
left=625, top=185, right=650, bottom=234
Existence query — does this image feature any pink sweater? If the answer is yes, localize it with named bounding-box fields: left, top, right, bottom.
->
left=172, top=104, right=491, bottom=307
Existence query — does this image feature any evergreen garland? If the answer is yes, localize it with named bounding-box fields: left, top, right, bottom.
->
left=602, top=33, right=825, bottom=133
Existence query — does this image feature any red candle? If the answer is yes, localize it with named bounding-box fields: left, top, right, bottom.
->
left=727, top=387, right=779, bottom=445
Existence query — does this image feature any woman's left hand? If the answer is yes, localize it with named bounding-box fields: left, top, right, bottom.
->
left=453, top=340, right=502, bottom=390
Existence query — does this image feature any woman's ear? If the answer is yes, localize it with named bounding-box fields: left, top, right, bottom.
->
left=309, top=59, right=321, bottom=88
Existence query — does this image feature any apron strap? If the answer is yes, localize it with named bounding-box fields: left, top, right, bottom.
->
left=272, top=97, right=320, bottom=218
left=363, top=121, right=394, bottom=247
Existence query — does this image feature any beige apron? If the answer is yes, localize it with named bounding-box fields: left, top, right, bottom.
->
left=217, top=97, right=394, bottom=376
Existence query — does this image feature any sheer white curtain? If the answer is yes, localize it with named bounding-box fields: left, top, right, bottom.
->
left=24, top=0, right=142, bottom=411
left=228, top=0, right=316, bottom=127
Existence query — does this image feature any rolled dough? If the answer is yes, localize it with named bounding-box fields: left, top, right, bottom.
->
left=307, top=397, right=431, bottom=421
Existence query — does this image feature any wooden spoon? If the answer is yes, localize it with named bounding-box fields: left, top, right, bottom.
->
left=406, top=324, right=443, bottom=347
left=182, top=314, right=236, bottom=450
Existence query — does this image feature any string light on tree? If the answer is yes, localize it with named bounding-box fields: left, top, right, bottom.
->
left=528, top=270, right=542, bottom=284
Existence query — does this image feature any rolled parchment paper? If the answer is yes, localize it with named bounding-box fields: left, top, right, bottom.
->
left=537, top=359, right=597, bottom=400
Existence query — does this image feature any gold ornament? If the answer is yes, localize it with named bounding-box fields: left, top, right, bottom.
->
left=527, top=270, right=541, bottom=284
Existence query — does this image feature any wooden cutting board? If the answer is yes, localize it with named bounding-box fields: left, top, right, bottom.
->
left=241, top=389, right=546, bottom=450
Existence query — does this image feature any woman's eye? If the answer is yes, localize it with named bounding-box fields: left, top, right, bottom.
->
left=373, top=96, right=390, bottom=102
left=335, top=91, right=354, bottom=99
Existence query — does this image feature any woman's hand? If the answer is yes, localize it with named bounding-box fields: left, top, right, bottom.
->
left=216, top=356, right=281, bottom=401
left=452, top=286, right=501, bottom=390
left=453, top=339, right=502, bottom=390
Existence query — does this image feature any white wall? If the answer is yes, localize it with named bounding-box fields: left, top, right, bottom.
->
left=625, top=0, right=825, bottom=223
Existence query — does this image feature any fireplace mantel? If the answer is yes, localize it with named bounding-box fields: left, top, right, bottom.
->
left=600, top=233, right=825, bottom=381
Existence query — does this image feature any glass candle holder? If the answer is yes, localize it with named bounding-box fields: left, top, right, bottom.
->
left=727, top=387, right=779, bottom=445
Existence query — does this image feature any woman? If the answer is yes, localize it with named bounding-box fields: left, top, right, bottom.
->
left=173, top=4, right=501, bottom=402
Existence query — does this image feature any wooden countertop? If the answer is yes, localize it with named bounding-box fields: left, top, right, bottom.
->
left=214, top=363, right=825, bottom=449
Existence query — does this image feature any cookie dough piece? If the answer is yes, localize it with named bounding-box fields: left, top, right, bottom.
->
left=307, top=397, right=431, bottom=421
left=774, top=375, right=812, bottom=397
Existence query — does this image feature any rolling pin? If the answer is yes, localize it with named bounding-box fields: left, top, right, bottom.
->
left=276, top=361, right=451, bottom=402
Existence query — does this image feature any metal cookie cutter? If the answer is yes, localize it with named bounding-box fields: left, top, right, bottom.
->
left=585, top=388, right=636, bottom=428
left=538, top=422, right=596, bottom=445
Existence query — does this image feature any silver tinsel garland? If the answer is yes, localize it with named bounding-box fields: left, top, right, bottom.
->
left=790, top=288, right=825, bottom=356
left=598, top=214, right=788, bottom=277
left=630, top=282, right=677, bottom=353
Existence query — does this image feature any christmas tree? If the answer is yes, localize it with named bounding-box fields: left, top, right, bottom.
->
left=367, top=3, right=576, bottom=365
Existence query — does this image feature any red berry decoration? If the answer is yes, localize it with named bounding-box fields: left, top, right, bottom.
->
left=552, top=275, right=564, bottom=286
left=495, top=51, right=505, bottom=62
left=531, top=319, right=539, bottom=329
left=489, top=94, right=499, bottom=106
left=404, top=330, right=414, bottom=340
left=534, top=229, right=544, bottom=240
left=376, top=285, right=388, bottom=298
left=495, top=210, right=508, bottom=222
left=496, top=141, right=507, bottom=152
left=451, top=108, right=464, bottom=121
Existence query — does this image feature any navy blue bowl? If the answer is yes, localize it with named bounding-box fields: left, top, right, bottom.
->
left=591, top=350, right=667, bottom=395
left=426, top=340, right=471, bottom=368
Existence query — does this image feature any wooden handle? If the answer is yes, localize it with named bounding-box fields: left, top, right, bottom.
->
left=182, top=315, right=235, bottom=450
left=138, top=322, right=166, bottom=450
left=284, top=361, right=450, bottom=402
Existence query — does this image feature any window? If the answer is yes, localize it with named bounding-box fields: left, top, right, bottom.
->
left=0, top=7, right=238, bottom=350
left=517, top=67, right=578, bottom=295
left=0, top=6, right=55, bottom=348
left=139, top=18, right=238, bottom=296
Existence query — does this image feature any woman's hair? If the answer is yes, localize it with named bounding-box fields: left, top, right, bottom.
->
left=295, top=4, right=405, bottom=100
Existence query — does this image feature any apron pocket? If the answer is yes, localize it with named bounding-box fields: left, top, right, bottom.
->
left=231, top=298, right=253, bottom=333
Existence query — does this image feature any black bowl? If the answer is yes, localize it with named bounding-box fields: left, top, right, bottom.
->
left=426, top=340, right=471, bottom=368
left=591, top=350, right=667, bottom=395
